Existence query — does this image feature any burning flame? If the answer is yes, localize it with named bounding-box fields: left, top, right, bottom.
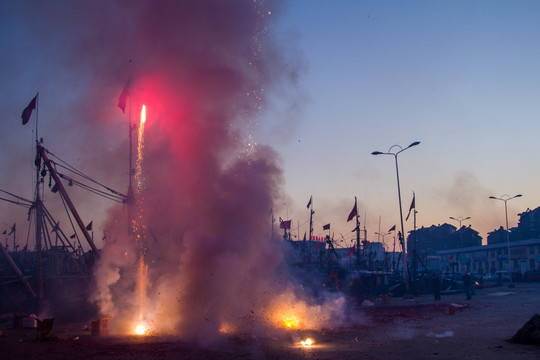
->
left=140, top=104, right=146, bottom=124
left=300, top=338, right=313, bottom=347
left=218, top=323, right=236, bottom=334
left=282, top=315, right=299, bottom=329
left=135, top=323, right=147, bottom=335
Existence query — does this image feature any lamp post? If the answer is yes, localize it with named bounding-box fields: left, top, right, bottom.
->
left=449, top=216, right=471, bottom=260
left=375, top=231, right=391, bottom=244
left=372, top=141, right=420, bottom=293
left=449, top=216, right=470, bottom=229
left=489, top=194, right=522, bottom=287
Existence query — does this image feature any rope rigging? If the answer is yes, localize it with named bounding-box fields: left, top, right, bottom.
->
left=42, top=149, right=127, bottom=203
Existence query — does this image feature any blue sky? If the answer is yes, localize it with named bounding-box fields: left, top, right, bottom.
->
left=1, top=1, right=540, bottom=250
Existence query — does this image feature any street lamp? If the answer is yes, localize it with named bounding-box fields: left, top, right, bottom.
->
left=449, top=216, right=471, bottom=272
left=449, top=216, right=471, bottom=229
left=489, top=194, right=522, bottom=287
left=372, top=141, right=420, bottom=292
left=374, top=231, right=391, bottom=246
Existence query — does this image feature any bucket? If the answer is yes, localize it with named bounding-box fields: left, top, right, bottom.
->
left=91, top=318, right=110, bottom=336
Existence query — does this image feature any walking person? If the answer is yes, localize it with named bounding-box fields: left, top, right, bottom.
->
left=432, top=273, right=441, bottom=301
left=463, top=271, right=472, bottom=300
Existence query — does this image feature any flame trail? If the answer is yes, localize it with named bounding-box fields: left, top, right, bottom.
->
left=134, top=105, right=148, bottom=334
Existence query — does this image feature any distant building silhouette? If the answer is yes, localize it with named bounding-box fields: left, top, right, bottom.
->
left=517, top=206, right=540, bottom=240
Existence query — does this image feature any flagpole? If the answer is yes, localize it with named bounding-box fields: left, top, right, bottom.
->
left=355, top=209, right=360, bottom=268
left=35, top=92, right=39, bottom=146
left=413, top=207, right=418, bottom=289
left=308, top=196, right=313, bottom=241
left=32, top=93, right=44, bottom=303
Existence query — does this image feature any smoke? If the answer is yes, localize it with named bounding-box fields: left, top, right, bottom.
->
left=47, top=0, right=348, bottom=344
left=434, top=170, right=500, bottom=240
left=0, top=0, right=351, bottom=343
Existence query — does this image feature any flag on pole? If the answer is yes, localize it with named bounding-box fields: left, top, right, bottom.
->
left=86, top=221, right=93, bottom=231
left=323, top=223, right=330, bottom=230
left=347, top=197, right=357, bottom=222
left=22, top=94, right=37, bottom=125
left=306, top=196, right=312, bottom=209
left=388, top=225, right=396, bottom=232
left=1, top=230, right=6, bottom=235
left=8, top=224, right=15, bottom=235
left=405, top=192, right=415, bottom=221
left=280, top=219, right=291, bottom=229
left=118, top=81, right=131, bottom=113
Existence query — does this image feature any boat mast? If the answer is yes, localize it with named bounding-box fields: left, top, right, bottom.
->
left=33, top=94, right=44, bottom=302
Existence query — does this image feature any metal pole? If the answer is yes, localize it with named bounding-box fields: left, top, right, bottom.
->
left=394, top=154, right=410, bottom=292
left=489, top=194, right=521, bottom=287
left=372, top=141, right=420, bottom=294
left=504, top=199, right=512, bottom=285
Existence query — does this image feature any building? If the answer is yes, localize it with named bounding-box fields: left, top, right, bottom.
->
left=517, top=207, right=540, bottom=240
left=436, top=237, right=540, bottom=275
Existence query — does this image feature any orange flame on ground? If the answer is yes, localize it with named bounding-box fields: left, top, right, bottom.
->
left=300, top=338, right=313, bottom=347
left=135, top=323, right=147, bottom=335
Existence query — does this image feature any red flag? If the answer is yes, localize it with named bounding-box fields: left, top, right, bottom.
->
left=22, top=94, right=37, bottom=125
left=323, top=223, right=330, bottom=230
left=118, top=81, right=131, bottom=113
left=280, top=220, right=291, bottom=229
left=405, top=193, right=415, bottom=221
left=388, top=225, right=396, bottom=232
left=346, top=245, right=356, bottom=258
left=347, top=197, right=357, bottom=222
left=306, top=196, right=312, bottom=209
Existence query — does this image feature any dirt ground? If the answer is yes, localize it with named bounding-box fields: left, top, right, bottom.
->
left=1, top=283, right=540, bottom=360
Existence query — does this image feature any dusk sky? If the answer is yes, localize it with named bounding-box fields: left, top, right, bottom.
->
left=1, top=1, right=540, bottom=251
left=264, top=0, right=540, bottom=247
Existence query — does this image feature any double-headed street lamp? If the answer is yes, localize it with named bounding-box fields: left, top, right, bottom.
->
left=449, top=216, right=471, bottom=272
left=489, top=194, right=522, bottom=287
left=449, top=216, right=471, bottom=229
left=372, top=141, right=420, bottom=292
